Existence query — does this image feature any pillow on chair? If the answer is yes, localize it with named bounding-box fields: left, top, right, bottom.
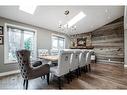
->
left=32, top=61, right=42, bottom=67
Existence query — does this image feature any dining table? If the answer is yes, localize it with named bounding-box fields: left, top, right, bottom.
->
left=38, top=55, right=59, bottom=61
left=38, top=55, right=59, bottom=66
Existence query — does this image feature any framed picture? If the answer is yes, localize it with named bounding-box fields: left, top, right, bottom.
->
left=0, top=26, right=3, bottom=35
left=0, top=36, right=4, bottom=45
left=77, top=38, right=86, bottom=46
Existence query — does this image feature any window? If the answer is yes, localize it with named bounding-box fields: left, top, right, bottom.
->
left=52, top=35, right=65, bottom=50
left=4, top=24, right=37, bottom=63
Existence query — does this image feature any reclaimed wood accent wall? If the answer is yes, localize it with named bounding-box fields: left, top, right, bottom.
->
left=70, top=17, right=124, bottom=64
left=92, top=17, right=124, bottom=64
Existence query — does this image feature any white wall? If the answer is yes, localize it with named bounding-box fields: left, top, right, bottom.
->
left=0, top=17, right=70, bottom=73
left=124, top=6, right=127, bottom=67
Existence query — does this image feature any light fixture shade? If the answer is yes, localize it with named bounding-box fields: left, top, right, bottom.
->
left=58, top=11, right=85, bottom=34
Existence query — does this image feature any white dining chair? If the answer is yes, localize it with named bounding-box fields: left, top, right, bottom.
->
left=50, top=49, right=59, bottom=55
left=70, top=50, right=81, bottom=77
left=38, top=49, right=49, bottom=57
left=50, top=50, right=72, bottom=89
left=86, top=50, right=94, bottom=71
left=79, top=50, right=89, bottom=74
left=69, top=51, right=77, bottom=79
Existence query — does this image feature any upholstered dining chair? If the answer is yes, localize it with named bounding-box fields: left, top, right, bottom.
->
left=50, top=50, right=72, bottom=89
left=86, top=50, right=94, bottom=71
left=16, top=49, right=50, bottom=89
left=50, top=49, right=59, bottom=55
left=79, top=50, right=89, bottom=74
left=38, top=49, right=49, bottom=57
left=69, top=50, right=81, bottom=79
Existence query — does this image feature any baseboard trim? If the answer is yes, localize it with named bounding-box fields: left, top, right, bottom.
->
left=97, top=60, right=124, bottom=64
left=0, top=70, right=20, bottom=77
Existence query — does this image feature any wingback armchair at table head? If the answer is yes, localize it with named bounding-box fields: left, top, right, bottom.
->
left=50, top=50, right=72, bottom=89
left=16, top=49, right=50, bottom=89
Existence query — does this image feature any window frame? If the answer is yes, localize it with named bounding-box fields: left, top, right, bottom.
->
left=4, top=23, right=37, bottom=64
left=51, top=34, right=65, bottom=50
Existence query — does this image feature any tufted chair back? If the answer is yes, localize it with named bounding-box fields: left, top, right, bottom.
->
left=70, top=51, right=80, bottom=71
left=86, top=50, right=94, bottom=64
left=74, top=50, right=81, bottom=69
left=16, top=49, right=50, bottom=89
left=57, top=50, right=72, bottom=77
left=38, top=49, right=49, bottom=57
left=16, top=49, right=31, bottom=80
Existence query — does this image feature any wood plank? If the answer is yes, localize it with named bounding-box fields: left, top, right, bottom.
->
left=0, top=63, right=127, bottom=89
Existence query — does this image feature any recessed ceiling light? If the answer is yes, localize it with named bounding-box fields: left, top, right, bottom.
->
left=65, top=11, right=86, bottom=28
left=19, top=5, right=36, bottom=14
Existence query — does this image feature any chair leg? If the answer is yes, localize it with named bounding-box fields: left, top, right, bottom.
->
left=70, top=71, right=73, bottom=81
left=58, top=77, right=61, bottom=89
left=47, top=73, right=50, bottom=85
left=89, top=64, right=91, bottom=71
left=41, top=75, right=46, bottom=79
left=23, top=79, right=26, bottom=86
left=82, top=66, right=85, bottom=73
left=86, top=65, right=88, bottom=72
left=85, top=66, right=87, bottom=72
left=67, top=73, right=70, bottom=84
left=67, top=72, right=72, bottom=84
left=64, top=74, right=70, bottom=84
left=78, top=67, right=81, bottom=76
left=25, top=80, right=28, bottom=90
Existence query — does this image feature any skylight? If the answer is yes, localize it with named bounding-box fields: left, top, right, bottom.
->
left=66, top=11, right=86, bottom=28
left=19, top=5, right=36, bottom=14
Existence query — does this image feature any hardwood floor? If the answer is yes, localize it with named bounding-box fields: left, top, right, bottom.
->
left=0, top=63, right=127, bottom=89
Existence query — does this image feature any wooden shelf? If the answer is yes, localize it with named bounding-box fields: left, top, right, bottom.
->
left=70, top=46, right=94, bottom=49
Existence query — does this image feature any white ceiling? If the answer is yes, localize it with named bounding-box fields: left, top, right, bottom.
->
left=0, top=6, right=124, bottom=35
